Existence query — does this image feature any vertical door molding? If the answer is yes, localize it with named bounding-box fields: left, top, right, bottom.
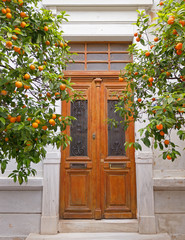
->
left=135, top=150, right=156, bottom=234
left=94, top=78, right=102, bottom=219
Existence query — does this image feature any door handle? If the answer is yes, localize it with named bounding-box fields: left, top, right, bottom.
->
left=92, top=133, right=96, bottom=140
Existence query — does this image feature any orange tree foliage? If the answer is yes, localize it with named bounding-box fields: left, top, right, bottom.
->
left=0, top=0, right=75, bottom=183
left=117, top=0, right=185, bottom=161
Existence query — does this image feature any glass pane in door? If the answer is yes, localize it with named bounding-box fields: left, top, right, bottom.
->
left=108, top=100, right=125, bottom=156
left=70, top=100, right=88, bottom=156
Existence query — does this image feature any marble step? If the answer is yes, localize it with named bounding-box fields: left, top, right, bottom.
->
left=26, top=233, right=171, bottom=240
left=59, top=219, right=138, bottom=233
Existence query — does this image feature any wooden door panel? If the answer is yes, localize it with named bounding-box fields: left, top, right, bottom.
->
left=63, top=170, right=93, bottom=218
left=103, top=170, right=132, bottom=218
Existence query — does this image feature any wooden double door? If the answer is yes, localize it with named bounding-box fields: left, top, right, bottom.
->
left=60, top=75, right=136, bottom=219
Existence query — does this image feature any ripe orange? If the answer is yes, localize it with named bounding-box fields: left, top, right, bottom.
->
left=176, top=50, right=182, bottom=55
left=166, top=72, right=171, bottom=77
left=60, top=84, right=66, bottom=90
left=42, top=126, right=48, bottom=130
left=172, top=29, right=177, bottom=35
left=47, top=92, right=51, bottom=97
left=149, top=77, right=154, bottom=83
left=6, top=8, right=11, bottom=13
left=166, top=155, right=172, bottom=160
left=45, top=41, right=50, bottom=46
left=159, top=1, right=164, bottom=5
left=164, top=140, right=170, bottom=145
left=27, top=117, right=32, bottom=121
left=16, top=115, right=21, bottom=122
left=44, top=26, right=49, bottom=31
left=20, top=12, right=26, bottom=18
left=163, top=109, right=167, bottom=112
left=6, top=13, right=12, bottom=18
left=52, top=114, right=56, bottom=119
left=20, top=21, right=26, bottom=28
left=152, top=97, right=156, bottom=101
left=137, top=98, right=142, bottom=103
left=5, top=137, right=9, bottom=142
left=167, top=16, right=175, bottom=25
left=145, top=52, right=150, bottom=57
left=24, top=85, right=30, bottom=89
left=60, top=42, right=64, bottom=47
left=156, top=124, right=163, bottom=130
left=6, top=41, right=13, bottom=49
left=134, top=32, right=138, bottom=37
left=15, top=28, right=21, bottom=34
left=119, top=77, right=124, bottom=82
left=134, top=72, right=138, bottom=75
left=64, top=43, right=68, bottom=47
left=1, top=90, right=8, bottom=96
left=35, top=119, right=40, bottom=124
left=24, top=73, right=30, bottom=80
left=160, top=131, right=165, bottom=136
left=10, top=117, right=16, bottom=123
left=12, top=35, right=18, bottom=40
left=49, top=119, right=55, bottom=126
left=15, top=81, right=23, bottom=88
left=18, top=0, right=23, bottom=6
left=152, top=110, right=156, bottom=114
left=30, top=64, right=35, bottom=70
left=55, top=92, right=60, bottom=98
left=175, top=43, right=183, bottom=50
left=7, top=115, right=11, bottom=119
left=38, top=66, right=44, bottom=71
left=58, top=117, right=61, bottom=121
left=32, top=122, right=38, bottom=128
left=2, top=9, right=7, bottom=14
left=150, top=45, right=154, bottom=49
left=154, top=37, right=159, bottom=42
left=14, top=46, right=21, bottom=52
left=179, top=20, right=185, bottom=27
left=136, top=37, right=140, bottom=42
left=22, top=105, right=26, bottom=108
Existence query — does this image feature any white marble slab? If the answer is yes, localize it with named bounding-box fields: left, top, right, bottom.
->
left=26, top=233, right=170, bottom=240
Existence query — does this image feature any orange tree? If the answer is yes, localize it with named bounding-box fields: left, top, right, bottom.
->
left=0, top=0, right=75, bottom=183
left=117, top=0, right=185, bottom=161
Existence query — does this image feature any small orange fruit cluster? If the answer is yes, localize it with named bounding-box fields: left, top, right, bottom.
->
left=175, top=42, right=183, bottom=55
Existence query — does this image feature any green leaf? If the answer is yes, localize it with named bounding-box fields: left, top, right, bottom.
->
left=0, top=117, right=5, bottom=125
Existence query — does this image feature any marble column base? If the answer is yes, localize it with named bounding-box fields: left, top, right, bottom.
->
left=139, top=216, right=156, bottom=234
left=41, top=215, right=58, bottom=235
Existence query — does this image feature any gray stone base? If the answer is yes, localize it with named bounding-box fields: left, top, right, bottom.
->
left=26, top=233, right=171, bottom=240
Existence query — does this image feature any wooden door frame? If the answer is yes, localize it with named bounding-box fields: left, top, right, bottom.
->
left=59, top=71, right=137, bottom=219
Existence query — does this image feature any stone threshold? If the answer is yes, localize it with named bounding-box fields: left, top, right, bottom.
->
left=26, top=233, right=171, bottom=240
left=59, top=219, right=138, bottom=233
